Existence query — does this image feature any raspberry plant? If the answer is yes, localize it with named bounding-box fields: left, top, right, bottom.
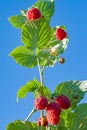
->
left=6, top=0, right=87, bottom=130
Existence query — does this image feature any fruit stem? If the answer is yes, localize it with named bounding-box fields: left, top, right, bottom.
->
left=25, top=107, right=37, bottom=122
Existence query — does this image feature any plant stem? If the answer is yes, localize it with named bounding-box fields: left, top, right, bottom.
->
left=25, top=107, right=37, bottom=122
left=37, top=58, right=44, bottom=86
left=37, top=58, right=44, bottom=130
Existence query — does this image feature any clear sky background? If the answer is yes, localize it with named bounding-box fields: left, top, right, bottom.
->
left=0, top=0, right=87, bottom=130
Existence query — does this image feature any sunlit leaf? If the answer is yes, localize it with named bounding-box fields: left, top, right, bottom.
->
left=9, top=46, right=37, bottom=68
left=22, top=18, right=51, bottom=50
left=17, top=79, right=40, bottom=100
left=6, top=120, right=38, bottom=130
left=8, top=15, right=26, bottom=28
left=67, top=104, right=87, bottom=130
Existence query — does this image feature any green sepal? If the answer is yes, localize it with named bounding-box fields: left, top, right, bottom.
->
left=9, top=46, right=37, bottom=68
left=8, top=15, right=26, bottom=28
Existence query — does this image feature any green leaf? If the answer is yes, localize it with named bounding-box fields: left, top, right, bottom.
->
left=60, top=109, right=71, bottom=127
left=54, top=80, right=87, bottom=109
left=32, top=0, right=54, bottom=23
left=22, top=18, right=51, bottom=50
left=46, top=27, right=60, bottom=47
left=57, top=104, right=87, bottom=130
left=75, top=104, right=87, bottom=120
left=17, top=79, right=40, bottom=100
left=6, top=120, right=29, bottom=130
left=6, top=120, right=38, bottom=130
left=9, top=46, right=37, bottom=68
left=67, top=104, right=87, bottom=130
left=68, top=113, right=80, bottom=130
left=8, top=15, right=26, bottom=28
left=47, top=124, right=68, bottom=130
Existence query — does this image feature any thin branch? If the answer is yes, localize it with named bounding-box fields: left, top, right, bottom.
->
left=25, top=108, right=37, bottom=122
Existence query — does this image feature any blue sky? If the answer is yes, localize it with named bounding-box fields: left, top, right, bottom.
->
left=0, top=0, right=87, bottom=129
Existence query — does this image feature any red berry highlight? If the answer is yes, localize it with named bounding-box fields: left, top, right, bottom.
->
left=34, top=96, right=48, bottom=110
left=26, top=8, right=41, bottom=21
left=46, top=102, right=61, bottom=125
left=37, top=116, right=48, bottom=127
left=56, top=95, right=71, bottom=109
left=55, top=28, right=67, bottom=40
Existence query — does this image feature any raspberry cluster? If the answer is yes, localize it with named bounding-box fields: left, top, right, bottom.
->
left=34, top=95, right=71, bottom=126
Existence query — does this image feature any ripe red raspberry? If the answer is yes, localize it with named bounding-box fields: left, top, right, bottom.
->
left=34, top=96, right=48, bottom=110
left=47, top=114, right=60, bottom=125
left=56, top=95, right=71, bottom=109
left=37, top=116, right=48, bottom=127
left=46, top=102, right=61, bottom=125
left=26, top=8, right=41, bottom=21
left=55, top=28, right=67, bottom=40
